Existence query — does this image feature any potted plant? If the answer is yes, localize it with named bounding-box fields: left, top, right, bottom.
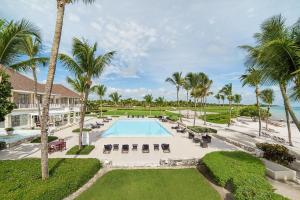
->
left=5, top=127, right=14, bottom=135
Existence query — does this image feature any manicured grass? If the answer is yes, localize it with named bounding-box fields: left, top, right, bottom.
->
left=202, top=151, right=288, bottom=200
left=66, top=145, right=95, bottom=155
left=0, top=158, right=101, bottom=200
left=31, top=136, right=58, bottom=143
left=103, top=108, right=179, bottom=118
left=77, top=169, right=221, bottom=200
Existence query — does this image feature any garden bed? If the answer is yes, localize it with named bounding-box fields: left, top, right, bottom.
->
left=202, top=151, right=288, bottom=200
left=0, top=158, right=101, bottom=200
left=31, top=136, right=58, bottom=143
left=66, top=145, right=95, bottom=155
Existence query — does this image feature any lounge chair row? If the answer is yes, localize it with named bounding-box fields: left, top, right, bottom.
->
left=127, top=115, right=145, bottom=118
left=103, top=144, right=170, bottom=154
left=90, top=118, right=112, bottom=129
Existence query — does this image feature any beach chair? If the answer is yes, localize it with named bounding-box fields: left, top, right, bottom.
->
left=171, top=124, right=180, bottom=129
left=193, top=136, right=201, bottom=143
left=177, top=127, right=186, bottom=133
left=132, top=144, right=138, bottom=151
left=113, top=144, right=119, bottom=151
left=142, top=144, right=149, bottom=153
left=188, top=132, right=195, bottom=139
left=103, top=144, right=112, bottom=154
left=200, top=140, right=208, bottom=148
left=122, top=144, right=129, bottom=153
left=107, top=117, right=112, bottom=121
left=202, top=135, right=212, bottom=143
left=161, top=143, right=170, bottom=153
left=103, top=119, right=109, bottom=123
left=154, top=144, right=159, bottom=151
left=96, top=121, right=104, bottom=126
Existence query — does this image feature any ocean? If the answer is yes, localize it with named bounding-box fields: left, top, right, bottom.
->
left=269, top=106, right=300, bottom=120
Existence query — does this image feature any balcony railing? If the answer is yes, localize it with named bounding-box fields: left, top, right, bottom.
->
left=16, top=104, right=81, bottom=109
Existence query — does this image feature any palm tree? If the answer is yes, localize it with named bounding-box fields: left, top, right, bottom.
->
left=220, top=94, right=225, bottom=106
left=59, top=38, right=114, bottom=151
left=183, top=77, right=191, bottom=117
left=240, top=68, right=262, bottom=136
left=165, top=72, right=184, bottom=120
left=260, top=89, right=275, bottom=130
left=92, top=85, right=107, bottom=117
left=186, top=72, right=202, bottom=126
left=214, top=93, right=221, bottom=105
left=39, top=0, right=95, bottom=180
left=109, top=92, right=121, bottom=105
left=9, top=36, right=48, bottom=121
left=155, top=97, right=165, bottom=114
left=0, top=18, right=41, bottom=66
left=233, top=94, right=242, bottom=113
left=240, top=15, right=300, bottom=146
left=220, top=83, right=233, bottom=127
left=144, top=94, right=153, bottom=115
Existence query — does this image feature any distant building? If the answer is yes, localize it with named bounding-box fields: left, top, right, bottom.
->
left=0, top=66, right=81, bottom=129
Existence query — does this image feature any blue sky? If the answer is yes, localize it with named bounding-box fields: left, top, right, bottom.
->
left=1, top=0, right=300, bottom=105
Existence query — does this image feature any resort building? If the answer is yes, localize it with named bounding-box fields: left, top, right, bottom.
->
left=0, top=66, right=81, bottom=129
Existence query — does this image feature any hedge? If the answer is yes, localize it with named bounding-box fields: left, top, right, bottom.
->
left=66, top=145, right=95, bottom=155
left=202, top=151, right=289, bottom=200
left=0, top=158, right=101, bottom=200
left=31, top=136, right=58, bottom=143
left=72, top=128, right=92, bottom=132
left=188, top=126, right=217, bottom=133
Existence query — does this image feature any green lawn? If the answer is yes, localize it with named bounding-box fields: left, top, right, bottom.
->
left=31, top=136, right=58, bottom=143
left=66, top=145, right=95, bottom=155
left=202, top=151, right=288, bottom=200
left=0, top=158, right=101, bottom=200
left=77, top=169, right=221, bottom=200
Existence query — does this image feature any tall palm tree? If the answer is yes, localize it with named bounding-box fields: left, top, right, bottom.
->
left=92, top=84, right=106, bottom=117
left=220, top=83, right=233, bottom=127
left=59, top=38, right=114, bottom=151
left=233, top=94, right=242, bottom=113
left=260, top=89, right=275, bottom=130
left=214, top=93, right=221, bottom=105
left=155, top=96, right=165, bottom=114
left=144, top=94, right=153, bottom=115
left=9, top=36, right=48, bottom=121
left=165, top=72, right=184, bottom=120
left=186, top=72, right=202, bottom=126
left=240, top=15, right=300, bottom=142
left=109, top=92, right=121, bottom=105
left=183, top=77, right=191, bottom=118
left=220, top=94, right=225, bottom=106
left=0, top=18, right=41, bottom=66
left=240, top=68, right=262, bottom=136
left=40, top=0, right=95, bottom=180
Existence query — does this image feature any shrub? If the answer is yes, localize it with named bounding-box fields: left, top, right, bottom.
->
left=188, top=126, right=217, bottom=133
left=72, top=128, right=92, bottom=132
left=202, top=151, right=288, bottom=200
left=31, top=136, right=58, bottom=143
left=5, top=127, right=14, bottom=131
left=66, top=145, right=95, bottom=155
left=167, top=115, right=179, bottom=122
left=0, top=141, right=6, bottom=150
left=0, top=158, right=101, bottom=200
left=239, top=106, right=270, bottom=120
left=256, top=143, right=296, bottom=166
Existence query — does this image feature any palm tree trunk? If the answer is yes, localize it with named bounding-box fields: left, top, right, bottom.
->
left=193, top=98, right=197, bottom=126
left=279, top=83, right=294, bottom=146
left=228, top=100, right=232, bottom=127
left=203, top=97, right=207, bottom=125
left=255, top=86, right=262, bottom=136
left=266, top=105, right=270, bottom=130
left=177, top=87, right=182, bottom=122
left=186, top=90, right=189, bottom=118
left=40, top=2, right=65, bottom=180
left=79, top=86, right=90, bottom=149
left=100, top=98, right=103, bottom=117
left=32, top=67, right=41, bottom=122
left=279, top=83, right=300, bottom=131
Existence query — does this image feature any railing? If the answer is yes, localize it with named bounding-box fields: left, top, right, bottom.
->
left=16, top=104, right=81, bottom=109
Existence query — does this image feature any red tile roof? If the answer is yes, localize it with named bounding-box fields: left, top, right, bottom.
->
left=0, top=65, right=80, bottom=98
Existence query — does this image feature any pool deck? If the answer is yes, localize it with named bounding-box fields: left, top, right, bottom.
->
left=0, top=116, right=239, bottom=166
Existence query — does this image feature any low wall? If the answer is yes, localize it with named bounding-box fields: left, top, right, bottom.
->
left=262, top=159, right=297, bottom=181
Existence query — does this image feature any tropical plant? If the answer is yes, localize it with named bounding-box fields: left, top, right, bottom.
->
left=155, top=96, right=165, bottom=114
left=0, top=70, right=15, bottom=121
left=165, top=72, right=184, bottom=120
left=220, top=83, right=233, bottom=126
left=39, top=0, right=95, bottom=180
left=109, top=92, right=121, bottom=105
left=214, top=93, right=221, bottom=105
left=60, top=38, right=114, bottom=152
left=143, top=94, right=153, bottom=115
left=9, top=36, right=48, bottom=121
left=260, top=89, right=275, bottom=130
left=240, top=15, right=300, bottom=146
left=0, top=18, right=40, bottom=66
left=220, top=94, right=225, bottom=106
left=233, top=94, right=242, bottom=110
left=240, top=68, right=262, bottom=136
left=92, top=85, right=106, bottom=117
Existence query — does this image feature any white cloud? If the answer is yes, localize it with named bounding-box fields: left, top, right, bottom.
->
left=68, top=13, right=80, bottom=22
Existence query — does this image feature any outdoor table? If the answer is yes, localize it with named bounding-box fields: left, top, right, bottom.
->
left=48, top=141, right=66, bottom=153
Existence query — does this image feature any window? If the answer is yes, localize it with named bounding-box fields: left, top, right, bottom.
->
left=11, top=114, right=29, bottom=127
left=18, top=94, right=29, bottom=104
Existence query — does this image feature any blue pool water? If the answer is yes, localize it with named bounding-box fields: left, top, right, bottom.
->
left=0, top=130, right=40, bottom=143
left=102, top=119, right=172, bottom=137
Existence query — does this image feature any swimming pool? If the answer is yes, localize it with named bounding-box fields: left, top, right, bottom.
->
left=102, top=119, right=172, bottom=137
left=0, top=130, right=40, bottom=143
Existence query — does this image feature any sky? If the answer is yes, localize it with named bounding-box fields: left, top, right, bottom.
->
left=1, top=0, right=300, bottom=106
